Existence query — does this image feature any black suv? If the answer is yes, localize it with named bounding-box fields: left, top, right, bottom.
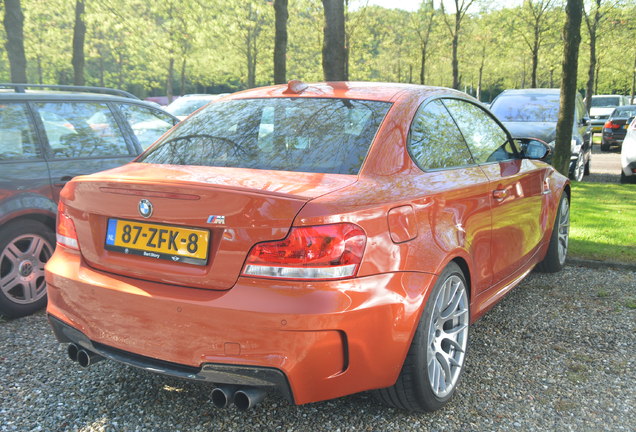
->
left=0, top=84, right=178, bottom=318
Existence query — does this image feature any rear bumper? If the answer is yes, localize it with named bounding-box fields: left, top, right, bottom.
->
left=48, top=315, right=294, bottom=402
left=45, top=248, right=435, bottom=405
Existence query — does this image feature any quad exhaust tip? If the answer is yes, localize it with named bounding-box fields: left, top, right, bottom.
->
left=211, top=386, right=267, bottom=410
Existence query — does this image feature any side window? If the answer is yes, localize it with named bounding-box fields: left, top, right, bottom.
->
left=0, top=103, right=40, bottom=161
left=36, top=102, right=130, bottom=159
left=443, top=98, right=516, bottom=164
left=408, top=99, right=474, bottom=170
left=118, top=104, right=175, bottom=150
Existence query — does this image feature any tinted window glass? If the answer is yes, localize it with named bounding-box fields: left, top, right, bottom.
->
left=490, top=93, right=560, bottom=122
left=141, top=98, right=391, bottom=175
left=0, top=103, right=39, bottom=161
left=408, top=100, right=474, bottom=170
left=36, top=102, right=130, bottom=159
left=591, top=96, right=622, bottom=107
left=443, top=98, right=516, bottom=164
left=612, top=107, right=636, bottom=118
left=118, top=104, right=175, bottom=150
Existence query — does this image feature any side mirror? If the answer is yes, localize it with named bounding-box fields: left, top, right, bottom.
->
left=582, top=117, right=591, bottom=126
left=517, top=138, right=551, bottom=160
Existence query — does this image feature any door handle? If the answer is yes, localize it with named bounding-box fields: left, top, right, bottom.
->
left=54, top=175, right=76, bottom=187
left=493, top=189, right=508, bottom=201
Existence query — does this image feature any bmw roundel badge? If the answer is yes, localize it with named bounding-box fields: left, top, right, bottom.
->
left=138, top=199, right=153, bottom=218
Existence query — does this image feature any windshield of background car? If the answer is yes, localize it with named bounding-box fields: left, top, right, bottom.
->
left=140, top=98, right=392, bottom=175
left=490, top=94, right=560, bottom=122
left=592, top=96, right=621, bottom=107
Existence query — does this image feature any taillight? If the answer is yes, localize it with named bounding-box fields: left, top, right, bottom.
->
left=242, top=223, right=366, bottom=280
left=56, top=201, right=79, bottom=250
left=604, top=121, right=621, bottom=129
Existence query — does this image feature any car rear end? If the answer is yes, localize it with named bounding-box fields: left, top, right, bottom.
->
left=621, top=118, right=636, bottom=183
left=602, top=106, right=636, bottom=150
left=45, top=87, right=431, bottom=405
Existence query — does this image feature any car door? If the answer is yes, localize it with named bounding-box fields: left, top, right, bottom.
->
left=442, top=98, right=549, bottom=285
left=33, top=101, right=137, bottom=202
left=407, top=99, right=494, bottom=295
left=0, top=102, right=54, bottom=220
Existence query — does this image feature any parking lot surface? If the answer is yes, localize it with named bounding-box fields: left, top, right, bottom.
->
left=1, top=264, right=634, bottom=431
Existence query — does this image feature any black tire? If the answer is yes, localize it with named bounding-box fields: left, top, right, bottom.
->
left=584, top=157, right=591, bottom=176
left=600, top=142, right=610, bottom=152
left=0, top=220, right=55, bottom=318
left=620, top=171, right=636, bottom=184
left=536, top=193, right=569, bottom=273
left=374, top=262, right=470, bottom=412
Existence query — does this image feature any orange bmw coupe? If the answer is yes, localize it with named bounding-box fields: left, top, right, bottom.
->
left=46, top=81, right=570, bottom=412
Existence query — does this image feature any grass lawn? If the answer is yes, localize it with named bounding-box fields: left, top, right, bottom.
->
left=569, top=182, right=636, bottom=264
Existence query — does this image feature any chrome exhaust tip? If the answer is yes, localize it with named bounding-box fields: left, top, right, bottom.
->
left=234, top=388, right=267, bottom=411
left=76, top=349, right=103, bottom=368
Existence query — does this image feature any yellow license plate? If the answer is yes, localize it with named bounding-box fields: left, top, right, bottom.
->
left=105, top=218, right=209, bottom=265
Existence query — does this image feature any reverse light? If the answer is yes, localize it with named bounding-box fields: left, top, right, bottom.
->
left=242, top=223, right=366, bottom=280
left=56, top=201, right=79, bottom=250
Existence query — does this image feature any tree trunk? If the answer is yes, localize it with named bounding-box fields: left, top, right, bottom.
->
left=180, top=57, right=187, bottom=96
left=420, top=47, right=426, bottom=85
left=631, top=51, right=636, bottom=102
left=3, top=0, right=27, bottom=83
left=273, top=0, right=288, bottom=84
left=451, top=24, right=459, bottom=89
left=72, top=0, right=86, bottom=86
left=531, top=36, right=539, bottom=88
left=584, top=0, right=601, bottom=113
left=553, top=0, right=583, bottom=177
left=167, top=58, right=174, bottom=102
left=322, top=0, right=346, bottom=81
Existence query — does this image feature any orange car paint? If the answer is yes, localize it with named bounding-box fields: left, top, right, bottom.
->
left=45, top=82, right=569, bottom=405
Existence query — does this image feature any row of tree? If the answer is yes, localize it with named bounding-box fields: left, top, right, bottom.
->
left=1, top=0, right=634, bottom=103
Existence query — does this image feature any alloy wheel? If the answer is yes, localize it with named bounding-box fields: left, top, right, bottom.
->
left=557, top=198, right=570, bottom=265
left=0, top=233, right=53, bottom=305
left=426, top=274, right=469, bottom=398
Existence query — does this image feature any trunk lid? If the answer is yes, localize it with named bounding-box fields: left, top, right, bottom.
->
left=63, top=163, right=356, bottom=290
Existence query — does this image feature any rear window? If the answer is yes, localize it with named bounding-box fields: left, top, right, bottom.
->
left=612, top=106, right=636, bottom=118
left=592, top=96, right=621, bottom=108
left=490, top=94, right=559, bottom=122
left=140, top=98, right=391, bottom=175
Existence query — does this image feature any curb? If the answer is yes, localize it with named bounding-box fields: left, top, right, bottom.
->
left=567, top=257, right=636, bottom=272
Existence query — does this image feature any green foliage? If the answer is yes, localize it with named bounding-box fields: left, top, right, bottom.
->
left=0, top=0, right=633, bottom=97
left=569, top=182, right=636, bottom=264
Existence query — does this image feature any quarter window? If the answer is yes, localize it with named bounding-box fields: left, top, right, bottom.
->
left=408, top=99, right=474, bottom=170
left=443, top=99, right=516, bottom=164
left=36, top=102, right=130, bottom=159
left=0, top=103, right=39, bottom=161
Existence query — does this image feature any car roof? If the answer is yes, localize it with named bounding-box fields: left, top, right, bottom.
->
left=0, top=90, right=167, bottom=107
left=227, top=81, right=465, bottom=103
left=498, top=88, right=560, bottom=95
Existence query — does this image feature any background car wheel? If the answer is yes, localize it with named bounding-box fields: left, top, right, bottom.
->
left=569, top=155, right=585, bottom=182
left=600, top=142, right=610, bottom=151
left=0, top=220, right=55, bottom=318
left=374, top=262, right=469, bottom=412
left=620, top=172, right=636, bottom=184
left=536, top=193, right=570, bottom=273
